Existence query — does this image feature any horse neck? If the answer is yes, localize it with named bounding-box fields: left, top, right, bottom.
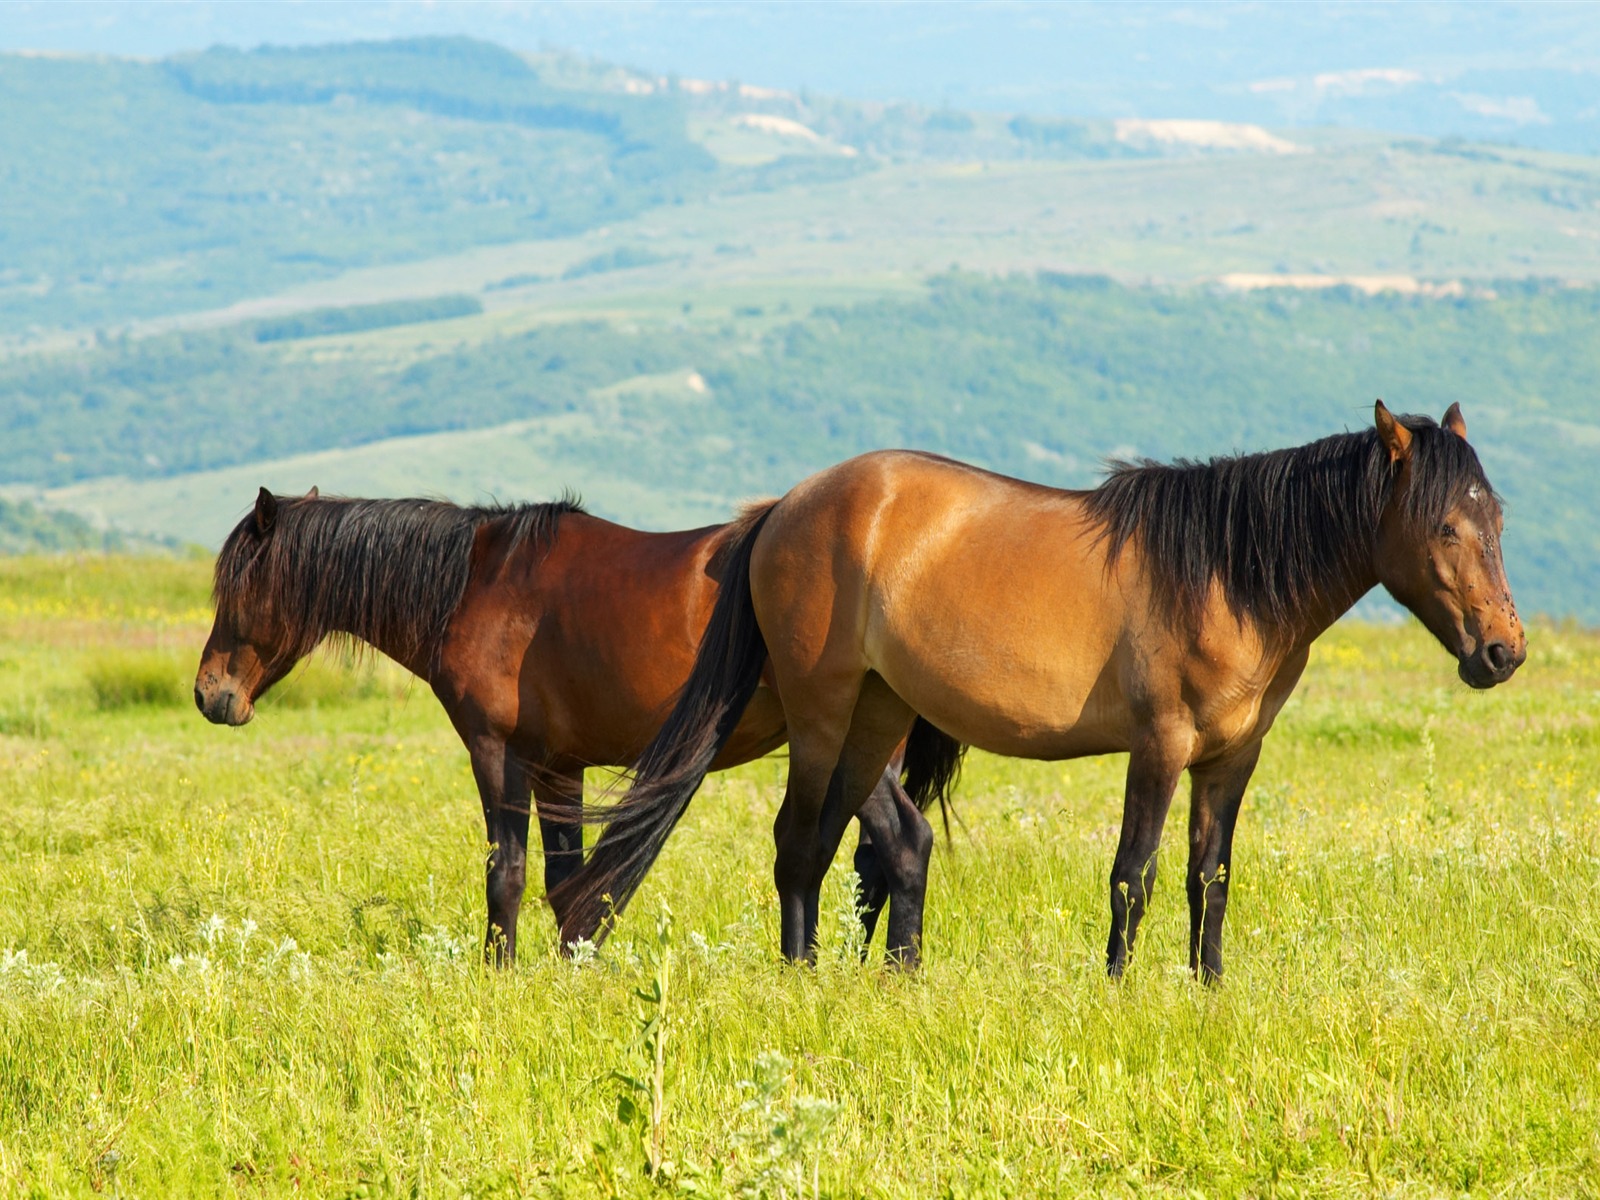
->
left=322, top=605, right=440, bottom=683
left=1273, top=522, right=1383, bottom=651
left=283, top=516, right=457, bottom=682
left=1290, top=562, right=1380, bottom=647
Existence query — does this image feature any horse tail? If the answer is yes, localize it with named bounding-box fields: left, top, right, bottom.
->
left=902, top=716, right=966, bottom=841
left=548, top=501, right=776, bottom=946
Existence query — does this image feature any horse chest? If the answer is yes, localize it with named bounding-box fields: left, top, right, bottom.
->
left=1193, top=691, right=1269, bottom=758
left=1186, top=648, right=1310, bottom=759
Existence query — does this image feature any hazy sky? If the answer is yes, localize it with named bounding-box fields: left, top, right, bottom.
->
left=5, top=1, right=1598, bottom=117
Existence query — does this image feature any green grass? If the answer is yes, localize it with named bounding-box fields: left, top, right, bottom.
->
left=83, top=649, right=191, bottom=711
left=1, top=557, right=1597, bottom=1196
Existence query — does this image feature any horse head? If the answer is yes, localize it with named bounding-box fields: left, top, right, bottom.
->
left=195, top=486, right=317, bottom=725
left=1371, top=401, right=1525, bottom=689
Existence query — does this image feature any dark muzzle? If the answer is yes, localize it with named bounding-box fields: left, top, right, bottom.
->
left=1460, top=638, right=1524, bottom=689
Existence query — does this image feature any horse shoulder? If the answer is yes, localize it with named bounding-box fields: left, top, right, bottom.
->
left=433, top=520, right=574, bottom=735
left=1180, top=599, right=1313, bottom=758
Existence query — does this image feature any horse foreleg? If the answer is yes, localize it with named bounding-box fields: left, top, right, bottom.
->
left=1185, top=742, right=1261, bottom=984
left=1106, top=731, right=1188, bottom=978
left=471, top=738, right=531, bottom=967
left=853, top=770, right=934, bottom=968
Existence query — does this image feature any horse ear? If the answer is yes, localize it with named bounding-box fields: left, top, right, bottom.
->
left=1441, top=402, right=1467, bottom=440
left=305, top=485, right=319, bottom=499
left=254, top=487, right=278, bottom=535
left=1374, top=400, right=1413, bottom=464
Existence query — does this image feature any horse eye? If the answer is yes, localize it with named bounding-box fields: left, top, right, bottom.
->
left=1440, top=523, right=1457, bottom=541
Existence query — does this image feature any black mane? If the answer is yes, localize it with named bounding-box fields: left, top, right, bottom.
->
left=213, top=493, right=584, bottom=668
left=1081, top=416, right=1495, bottom=629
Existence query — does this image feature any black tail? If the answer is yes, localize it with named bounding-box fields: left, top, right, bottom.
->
left=902, top=717, right=966, bottom=841
left=547, top=502, right=776, bottom=946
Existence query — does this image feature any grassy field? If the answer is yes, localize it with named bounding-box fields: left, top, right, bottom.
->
left=1, top=556, right=1598, bottom=1197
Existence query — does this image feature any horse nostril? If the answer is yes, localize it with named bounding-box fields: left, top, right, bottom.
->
left=1485, top=641, right=1512, bottom=673
left=194, top=686, right=206, bottom=713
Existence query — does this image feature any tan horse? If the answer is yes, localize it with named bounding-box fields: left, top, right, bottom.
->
left=552, top=403, right=1525, bottom=978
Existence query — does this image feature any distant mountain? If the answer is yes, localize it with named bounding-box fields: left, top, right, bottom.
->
left=4, top=3, right=1598, bottom=153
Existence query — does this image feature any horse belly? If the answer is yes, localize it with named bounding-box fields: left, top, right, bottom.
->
left=871, top=619, right=1128, bottom=760
left=866, top=501, right=1130, bottom=760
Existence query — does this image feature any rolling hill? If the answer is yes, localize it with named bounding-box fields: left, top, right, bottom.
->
left=0, top=37, right=1165, bottom=335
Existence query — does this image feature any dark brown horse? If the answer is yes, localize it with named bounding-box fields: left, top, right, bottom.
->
left=552, top=403, right=1526, bottom=979
left=194, top=489, right=962, bottom=964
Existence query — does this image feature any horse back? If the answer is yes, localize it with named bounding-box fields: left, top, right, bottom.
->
left=435, top=512, right=749, bottom=765
left=752, top=451, right=1304, bottom=765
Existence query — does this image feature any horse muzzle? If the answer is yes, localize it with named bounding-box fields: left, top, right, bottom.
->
left=1458, top=637, right=1524, bottom=690
left=196, top=684, right=254, bottom=726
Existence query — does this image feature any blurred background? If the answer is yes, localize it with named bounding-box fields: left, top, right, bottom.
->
left=1, top=1, right=1597, bottom=617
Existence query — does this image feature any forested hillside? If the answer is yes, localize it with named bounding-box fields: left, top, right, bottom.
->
left=0, top=39, right=721, bottom=329
left=6, top=274, right=1596, bottom=619
left=0, top=497, right=184, bottom=555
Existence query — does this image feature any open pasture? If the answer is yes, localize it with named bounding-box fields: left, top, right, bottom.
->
left=1, top=555, right=1597, bottom=1196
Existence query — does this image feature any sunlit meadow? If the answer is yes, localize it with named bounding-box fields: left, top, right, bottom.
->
left=1, top=556, right=1597, bottom=1197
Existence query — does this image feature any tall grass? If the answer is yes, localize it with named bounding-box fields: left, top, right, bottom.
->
left=85, top=650, right=189, bottom=710
left=1, top=557, right=1597, bottom=1196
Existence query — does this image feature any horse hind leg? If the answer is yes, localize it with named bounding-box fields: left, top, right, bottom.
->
left=533, top=769, right=584, bottom=897
left=773, top=740, right=849, bottom=964
left=853, top=769, right=934, bottom=968
left=850, top=767, right=912, bottom=952
left=851, top=803, right=891, bottom=950
left=775, top=672, right=916, bottom=964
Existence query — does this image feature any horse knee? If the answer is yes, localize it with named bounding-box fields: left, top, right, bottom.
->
left=487, top=857, right=527, bottom=909
left=1111, top=850, right=1160, bottom=901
